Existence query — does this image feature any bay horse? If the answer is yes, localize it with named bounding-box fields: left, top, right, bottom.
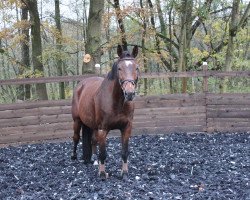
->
left=71, top=45, right=139, bottom=180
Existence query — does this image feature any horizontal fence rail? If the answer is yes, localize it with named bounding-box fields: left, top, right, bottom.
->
left=1, top=70, right=250, bottom=86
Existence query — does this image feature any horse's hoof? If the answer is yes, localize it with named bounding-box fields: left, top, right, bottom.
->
left=99, top=171, right=108, bottom=180
left=121, top=171, right=128, bottom=181
left=71, top=154, right=77, bottom=160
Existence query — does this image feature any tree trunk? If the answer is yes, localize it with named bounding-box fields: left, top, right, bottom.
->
left=168, top=2, right=174, bottom=93
left=23, top=0, right=48, bottom=100
left=156, top=0, right=174, bottom=93
left=147, top=0, right=169, bottom=72
left=76, top=9, right=80, bottom=75
left=221, top=0, right=248, bottom=92
left=178, top=0, right=193, bottom=93
left=140, top=0, right=148, bottom=95
left=82, top=0, right=104, bottom=74
left=114, top=0, right=128, bottom=50
left=55, top=0, right=65, bottom=99
left=105, top=3, right=112, bottom=61
left=178, top=0, right=186, bottom=93
left=155, top=0, right=166, bottom=37
left=82, top=0, right=88, bottom=42
left=20, top=4, right=31, bottom=100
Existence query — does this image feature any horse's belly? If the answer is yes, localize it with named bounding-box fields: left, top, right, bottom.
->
left=79, top=109, right=96, bottom=129
left=101, top=112, right=134, bottom=131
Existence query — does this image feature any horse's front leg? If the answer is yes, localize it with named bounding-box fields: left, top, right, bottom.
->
left=121, top=123, right=132, bottom=180
left=96, top=129, right=108, bottom=180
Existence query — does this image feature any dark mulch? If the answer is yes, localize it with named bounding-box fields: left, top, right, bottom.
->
left=0, top=132, right=250, bottom=200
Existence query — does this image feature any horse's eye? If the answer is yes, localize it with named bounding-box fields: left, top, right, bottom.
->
left=118, top=68, right=122, bottom=71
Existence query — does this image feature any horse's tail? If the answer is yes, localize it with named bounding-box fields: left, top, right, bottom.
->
left=82, top=124, right=93, bottom=163
left=71, top=89, right=79, bottom=120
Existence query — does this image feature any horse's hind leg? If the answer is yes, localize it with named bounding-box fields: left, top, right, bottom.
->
left=82, top=124, right=93, bottom=164
left=71, top=118, right=81, bottom=160
left=91, top=130, right=98, bottom=165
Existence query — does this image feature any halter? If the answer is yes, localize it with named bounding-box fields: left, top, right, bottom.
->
left=119, top=79, right=137, bottom=94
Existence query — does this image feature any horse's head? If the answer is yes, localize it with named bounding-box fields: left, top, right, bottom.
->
left=116, top=45, right=139, bottom=101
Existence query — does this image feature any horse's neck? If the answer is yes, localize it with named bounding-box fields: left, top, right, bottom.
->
left=101, top=78, right=124, bottom=108
left=112, top=79, right=124, bottom=104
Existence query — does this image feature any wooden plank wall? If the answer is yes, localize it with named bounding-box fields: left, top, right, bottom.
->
left=0, top=100, right=72, bottom=145
left=133, top=94, right=206, bottom=134
left=207, top=93, right=250, bottom=132
left=0, top=93, right=249, bottom=146
left=0, top=94, right=206, bottom=146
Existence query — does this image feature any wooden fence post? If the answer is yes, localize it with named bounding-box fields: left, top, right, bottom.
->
left=202, top=62, right=208, bottom=93
left=202, top=62, right=208, bottom=132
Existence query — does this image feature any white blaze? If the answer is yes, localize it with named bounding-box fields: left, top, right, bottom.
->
left=125, top=60, right=133, bottom=66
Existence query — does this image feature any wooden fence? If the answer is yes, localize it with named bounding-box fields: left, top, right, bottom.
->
left=0, top=94, right=203, bottom=145
left=0, top=93, right=250, bottom=147
left=0, top=68, right=250, bottom=146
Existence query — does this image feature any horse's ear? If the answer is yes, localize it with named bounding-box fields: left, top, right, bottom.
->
left=117, top=45, right=123, bottom=58
left=132, top=45, right=138, bottom=58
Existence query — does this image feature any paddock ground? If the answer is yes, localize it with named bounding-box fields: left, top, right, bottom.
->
left=0, top=132, right=249, bottom=200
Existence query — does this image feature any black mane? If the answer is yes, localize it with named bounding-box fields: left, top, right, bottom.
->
left=107, top=51, right=133, bottom=80
left=107, top=62, right=118, bottom=80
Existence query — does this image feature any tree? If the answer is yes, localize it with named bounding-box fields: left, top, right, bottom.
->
left=22, top=0, right=48, bottom=100
left=178, top=0, right=193, bottom=93
left=18, top=2, right=31, bottom=100
left=139, top=0, right=148, bottom=95
left=222, top=0, right=250, bottom=92
left=0, top=0, right=249, bottom=100
left=82, top=0, right=104, bottom=74
left=114, top=0, right=128, bottom=50
left=55, top=0, right=65, bottom=99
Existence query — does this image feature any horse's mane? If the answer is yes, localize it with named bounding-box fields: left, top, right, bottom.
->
left=107, top=51, right=133, bottom=80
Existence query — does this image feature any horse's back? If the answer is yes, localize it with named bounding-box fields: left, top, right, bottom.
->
left=72, top=77, right=104, bottom=127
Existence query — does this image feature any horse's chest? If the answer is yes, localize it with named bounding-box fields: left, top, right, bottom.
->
left=108, top=113, right=131, bottom=130
left=99, top=110, right=133, bottom=130
left=95, top=94, right=135, bottom=130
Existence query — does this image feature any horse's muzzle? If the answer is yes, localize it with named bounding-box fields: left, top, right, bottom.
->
left=121, top=80, right=136, bottom=101
left=124, top=91, right=135, bottom=101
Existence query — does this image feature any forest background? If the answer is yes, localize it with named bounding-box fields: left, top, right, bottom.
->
left=0, top=0, right=249, bottom=103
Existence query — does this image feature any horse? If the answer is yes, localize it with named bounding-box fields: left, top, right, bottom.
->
left=71, top=45, right=139, bottom=180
